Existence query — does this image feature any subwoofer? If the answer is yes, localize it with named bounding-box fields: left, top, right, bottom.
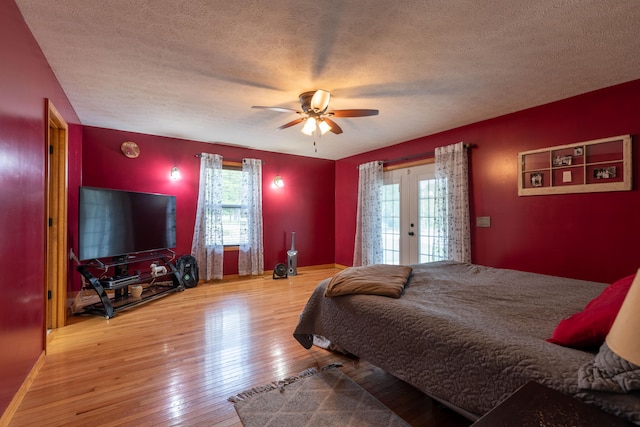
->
left=273, top=263, right=287, bottom=279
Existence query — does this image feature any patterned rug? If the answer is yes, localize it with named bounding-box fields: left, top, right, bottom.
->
left=228, top=363, right=410, bottom=427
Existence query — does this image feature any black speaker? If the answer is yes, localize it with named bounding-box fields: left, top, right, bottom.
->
left=113, top=256, right=129, bottom=277
left=177, top=255, right=199, bottom=288
left=273, top=263, right=287, bottom=279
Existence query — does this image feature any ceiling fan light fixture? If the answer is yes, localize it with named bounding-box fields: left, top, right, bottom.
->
left=310, top=89, right=331, bottom=112
left=301, top=117, right=317, bottom=135
left=318, top=120, right=331, bottom=135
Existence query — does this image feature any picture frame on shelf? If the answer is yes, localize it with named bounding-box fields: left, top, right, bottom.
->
left=530, top=172, right=543, bottom=187
left=553, top=155, right=572, bottom=167
left=594, top=166, right=616, bottom=179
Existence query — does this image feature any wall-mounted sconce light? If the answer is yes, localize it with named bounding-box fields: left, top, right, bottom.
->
left=170, top=166, right=181, bottom=180
left=273, top=175, right=284, bottom=188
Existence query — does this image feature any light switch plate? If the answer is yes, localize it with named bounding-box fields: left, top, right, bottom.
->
left=476, top=216, right=491, bottom=228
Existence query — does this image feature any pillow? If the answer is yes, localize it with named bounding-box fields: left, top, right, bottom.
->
left=578, top=342, right=640, bottom=393
left=324, top=264, right=413, bottom=298
left=546, top=273, right=635, bottom=349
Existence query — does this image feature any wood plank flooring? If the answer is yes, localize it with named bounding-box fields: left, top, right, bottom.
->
left=10, top=267, right=472, bottom=426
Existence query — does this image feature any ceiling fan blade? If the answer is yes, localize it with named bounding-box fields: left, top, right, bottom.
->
left=329, top=109, right=379, bottom=117
left=252, top=106, right=301, bottom=114
left=323, top=118, right=343, bottom=134
left=277, top=118, right=305, bottom=130
left=310, top=89, right=331, bottom=112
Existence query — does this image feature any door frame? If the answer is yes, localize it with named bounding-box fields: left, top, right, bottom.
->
left=45, top=99, right=69, bottom=337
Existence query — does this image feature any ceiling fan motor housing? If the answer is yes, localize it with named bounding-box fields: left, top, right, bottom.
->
left=299, top=91, right=315, bottom=113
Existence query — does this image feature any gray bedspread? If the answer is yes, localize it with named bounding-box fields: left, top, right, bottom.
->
left=293, top=261, right=640, bottom=424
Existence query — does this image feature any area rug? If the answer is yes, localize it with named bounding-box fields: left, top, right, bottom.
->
left=228, top=363, right=410, bottom=427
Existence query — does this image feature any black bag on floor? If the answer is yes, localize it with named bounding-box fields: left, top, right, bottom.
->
left=177, top=255, right=199, bottom=288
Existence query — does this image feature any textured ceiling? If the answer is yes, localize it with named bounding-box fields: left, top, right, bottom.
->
left=15, top=0, right=640, bottom=160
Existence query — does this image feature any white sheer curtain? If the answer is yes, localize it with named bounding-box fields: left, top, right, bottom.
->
left=353, top=160, right=383, bottom=266
left=191, top=153, right=224, bottom=280
left=434, top=142, right=471, bottom=263
left=238, top=158, right=264, bottom=276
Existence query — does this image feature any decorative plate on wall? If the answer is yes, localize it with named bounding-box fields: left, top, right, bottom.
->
left=121, top=141, right=140, bottom=158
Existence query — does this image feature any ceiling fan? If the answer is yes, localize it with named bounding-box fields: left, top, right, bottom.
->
left=252, top=89, right=379, bottom=136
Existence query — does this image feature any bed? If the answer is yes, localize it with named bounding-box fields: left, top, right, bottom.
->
left=293, top=261, right=640, bottom=424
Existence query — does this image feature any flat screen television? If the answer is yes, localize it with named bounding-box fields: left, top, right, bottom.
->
left=78, top=186, right=177, bottom=261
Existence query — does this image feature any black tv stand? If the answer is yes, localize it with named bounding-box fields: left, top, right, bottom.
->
left=76, top=249, right=183, bottom=318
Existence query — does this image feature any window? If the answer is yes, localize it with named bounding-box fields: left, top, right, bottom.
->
left=192, top=155, right=264, bottom=280
left=220, top=168, right=247, bottom=246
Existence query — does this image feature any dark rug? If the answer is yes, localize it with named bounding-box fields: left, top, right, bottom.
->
left=228, top=363, right=411, bottom=427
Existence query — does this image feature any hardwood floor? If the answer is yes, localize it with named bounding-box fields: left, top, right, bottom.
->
left=10, top=267, right=472, bottom=427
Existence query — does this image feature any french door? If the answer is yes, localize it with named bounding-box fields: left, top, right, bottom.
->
left=381, top=163, right=441, bottom=265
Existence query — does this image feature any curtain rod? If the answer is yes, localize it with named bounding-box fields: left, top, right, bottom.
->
left=382, top=151, right=433, bottom=165
left=194, top=154, right=266, bottom=164
left=381, top=143, right=474, bottom=165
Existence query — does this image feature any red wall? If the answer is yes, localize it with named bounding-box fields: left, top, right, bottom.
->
left=336, top=79, right=640, bottom=284
left=3, top=0, right=640, bottom=417
left=80, top=127, right=335, bottom=282
left=0, top=0, right=81, bottom=417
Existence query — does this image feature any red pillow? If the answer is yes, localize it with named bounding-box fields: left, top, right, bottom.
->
left=547, top=273, right=635, bottom=349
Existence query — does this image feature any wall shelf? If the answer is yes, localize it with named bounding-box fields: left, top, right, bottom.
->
left=518, top=135, right=632, bottom=196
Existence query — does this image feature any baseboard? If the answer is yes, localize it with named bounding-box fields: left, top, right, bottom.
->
left=298, top=263, right=342, bottom=271
left=0, top=350, right=46, bottom=427
left=199, top=264, right=345, bottom=283
left=261, top=263, right=344, bottom=277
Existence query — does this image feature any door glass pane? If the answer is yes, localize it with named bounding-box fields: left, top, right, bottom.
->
left=381, top=183, right=400, bottom=264
left=418, top=178, right=445, bottom=263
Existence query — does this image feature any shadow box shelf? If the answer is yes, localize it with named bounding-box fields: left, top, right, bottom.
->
left=518, top=135, right=632, bottom=196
